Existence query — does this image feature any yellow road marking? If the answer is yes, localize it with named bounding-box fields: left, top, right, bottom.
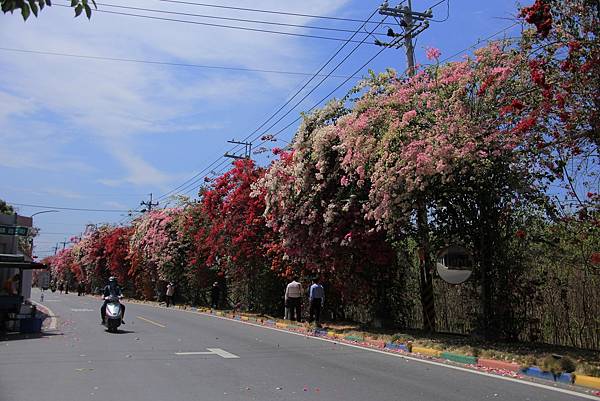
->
left=137, top=315, right=166, bottom=328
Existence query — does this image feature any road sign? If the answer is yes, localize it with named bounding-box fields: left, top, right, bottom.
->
left=436, top=245, right=473, bottom=284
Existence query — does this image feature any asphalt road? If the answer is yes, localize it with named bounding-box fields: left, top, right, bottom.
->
left=0, top=289, right=594, bottom=401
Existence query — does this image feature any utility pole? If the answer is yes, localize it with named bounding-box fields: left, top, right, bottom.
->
left=224, top=139, right=252, bottom=160
left=140, top=193, right=159, bottom=213
left=378, top=0, right=436, bottom=333
left=52, top=244, right=59, bottom=255
left=59, top=239, right=69, bottom=251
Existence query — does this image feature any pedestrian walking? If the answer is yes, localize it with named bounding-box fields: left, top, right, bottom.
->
left=58, top=282, right=64, bottom=294
left=308, top=277, right=325, bottom=326
left=165, top=282, right=175, bottom=307
left=210, top=282, right=220, bottom=309
left=284, top=276, right=303, bottom=322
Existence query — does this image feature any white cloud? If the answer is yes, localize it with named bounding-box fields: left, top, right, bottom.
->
left=0, top=0, right=350, bottom=190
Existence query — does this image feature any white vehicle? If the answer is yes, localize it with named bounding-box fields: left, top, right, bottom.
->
left=103, top=295, right=123, bottom=333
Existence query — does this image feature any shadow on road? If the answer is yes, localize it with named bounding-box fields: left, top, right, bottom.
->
left=0, top=330, right=63, bottom=342
left=105, top=329, right=136, bottom=334
left=0, top=309, right=63, bottom=342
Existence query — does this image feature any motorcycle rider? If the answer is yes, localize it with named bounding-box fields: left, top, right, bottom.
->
left=100, top=276, right=125, bottom=324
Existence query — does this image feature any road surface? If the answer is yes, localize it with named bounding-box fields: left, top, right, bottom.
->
left=0, top=289, right=594, bottom=401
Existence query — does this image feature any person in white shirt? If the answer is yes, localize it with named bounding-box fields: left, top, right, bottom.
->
left=284, top=276, right=303, bottom=321
left=166, top=282, right=175, bottom=307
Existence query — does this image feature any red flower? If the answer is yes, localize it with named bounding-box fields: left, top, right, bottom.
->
left=515, top=229, right=526, bottom=239
left=591, top=252, right=600, bottom=266
left=520, top=0, right=553, bottom=39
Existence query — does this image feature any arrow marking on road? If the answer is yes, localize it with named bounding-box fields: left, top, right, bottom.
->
left=206, top=348, right=240, bottom=358
left=175, top=348, right=239, bottom=359
left=137, top=316, right=166, bottom=328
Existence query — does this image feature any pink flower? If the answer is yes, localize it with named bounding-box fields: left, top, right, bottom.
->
left=402, top=110, right=417, bottom=124
left=426, top=47, right=441, bottom=61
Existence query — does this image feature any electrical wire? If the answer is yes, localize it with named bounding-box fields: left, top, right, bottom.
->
left=158, top=0, right=388, bottom=24
left=95, top=2, right=391, bottom=36
left=429, top=0, right=450, bottom=23
left=181, top=40, right=393, bottom=197
left=0, top=47, right=357, bottom=79
left=156, top=9, right=383, bottom=200
left=54, top=4, right=370, bottom=44
left=8, top=202, right=136, bottom=213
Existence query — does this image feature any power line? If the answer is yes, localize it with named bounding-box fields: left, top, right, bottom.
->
left=95, top=2, right=391, bottom=36
left=0, top=47, right=357, bottom=79
left=429, top=0, right=450, bottom=23
left=438, top=22, right=519, bottom=64
left=179, top=29, right=396, bottom=197
left=9, top=202, right=136, bottom=213
left=202, top=23, right=521, bottom=192
left=158, top=0, right=388, bottom=24
left=54, top=4, right=371, bottom=44
left=158, top=9, right=384, bottom=200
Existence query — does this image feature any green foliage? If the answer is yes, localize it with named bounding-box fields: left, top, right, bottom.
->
left=1, top=0, right=96, bottom=20
left=541, top=354, right=576, bottom=374
left=390, top=333, right=415, bottom=344
left=0, top=199, right=14, bottom=215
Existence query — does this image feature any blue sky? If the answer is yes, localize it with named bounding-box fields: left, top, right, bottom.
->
left=0, top=0, right=523, bottom=257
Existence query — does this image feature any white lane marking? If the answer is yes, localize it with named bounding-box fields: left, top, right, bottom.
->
left=132, top=302, right=596, bottom=400
left=30, top=300, right=57, bottom=330
left=137, top=316, right=166, bottom=328
left=175, top=351, right=214, bottom=356
left=175, top=348, right=239, bottom=359
left=70, top=308, right=94, bottom=312
left=45, top=300, right=61, bottom=302
left=206, top=348, right=240, bottom=359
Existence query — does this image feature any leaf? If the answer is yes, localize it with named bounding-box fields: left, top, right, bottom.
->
left=46, top=0, right=51, bottom=6
left=39, top=0, right=45, bottom=11
left=70, top=0, right=77, bottom=7
left=29, top=0, right=38, bottom=17
left=84, top=3, right=91, bottom=19
left=91, top=0, right=96, bottom=8
left=21, top=3, right=30, bottom=20
left=74, top=3, right=82, bottom=17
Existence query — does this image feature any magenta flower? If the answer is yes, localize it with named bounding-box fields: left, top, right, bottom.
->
left=426, top=47, right=441, bottom=61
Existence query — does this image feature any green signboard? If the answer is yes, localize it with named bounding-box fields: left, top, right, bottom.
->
left=0, top=225, right=29, bottom=236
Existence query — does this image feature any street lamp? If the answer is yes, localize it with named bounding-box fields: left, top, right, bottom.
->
left=29, top=210, right=59, bottom=259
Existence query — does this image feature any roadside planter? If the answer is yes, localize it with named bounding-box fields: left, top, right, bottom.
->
left=441, top=352, right=477, bottom=365
left=520, top=366, right=573, bottom=384
left=412, top=346, right=442, bottom=357
left=477, top=358, right=521, bottom=372
left=385, top=343, right=410, bottom=352
left=574, top=374, right=600, bottom=390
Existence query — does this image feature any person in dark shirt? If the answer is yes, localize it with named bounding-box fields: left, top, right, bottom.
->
left=100, top=277, right=125, bottom=324
left=210, top=282, right=220, bottom=309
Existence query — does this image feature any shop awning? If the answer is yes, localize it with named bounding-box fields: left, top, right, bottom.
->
left=0, top=254, right=47, bottom=270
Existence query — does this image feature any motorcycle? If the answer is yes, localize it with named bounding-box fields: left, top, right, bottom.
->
left=103, top=295, right=123, bottom=333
